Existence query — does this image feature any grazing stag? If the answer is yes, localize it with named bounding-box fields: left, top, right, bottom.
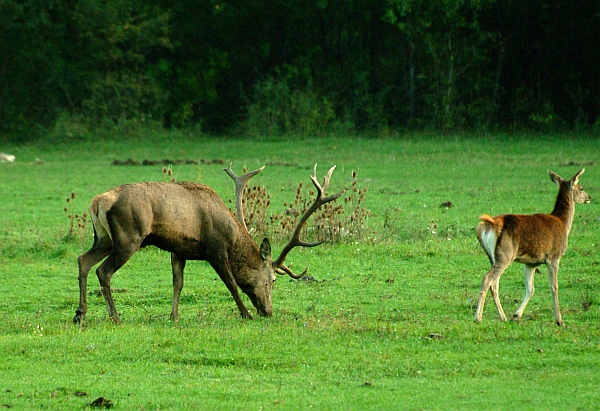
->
left=74, top=164, right=344, bottom=323
left=474, top=169, right=590, bottom=326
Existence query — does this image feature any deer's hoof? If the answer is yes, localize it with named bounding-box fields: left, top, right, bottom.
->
left=240, top=312, right=254, bottom=320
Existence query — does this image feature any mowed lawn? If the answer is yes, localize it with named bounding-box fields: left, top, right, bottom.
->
left=0, top=133, right=599, bottom=410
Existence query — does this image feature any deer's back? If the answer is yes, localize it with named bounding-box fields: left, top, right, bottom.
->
left=497, top=213, right=569, bottom=264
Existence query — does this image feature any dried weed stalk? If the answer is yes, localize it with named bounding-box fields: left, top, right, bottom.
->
left=237, top=169, right=370, bottom=243
left=64, top=191, right=89, bottom=241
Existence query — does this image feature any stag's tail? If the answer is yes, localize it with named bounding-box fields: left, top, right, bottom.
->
left=89, top=192, right=119, bottom=243
left=476, top=214, right=503, bottom=266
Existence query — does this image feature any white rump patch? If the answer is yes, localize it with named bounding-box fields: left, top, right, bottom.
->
left=94, top=208, right=113, bottom=242
left=479, top=225, right=497, bottom=265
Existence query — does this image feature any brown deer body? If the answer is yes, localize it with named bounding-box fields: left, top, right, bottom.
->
left=474, top=169, right=590, bottom=326
left=74, top=165, right=343, bottom=323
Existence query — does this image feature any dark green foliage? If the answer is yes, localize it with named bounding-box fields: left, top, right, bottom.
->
left=1, top=0, right=600, bottom=139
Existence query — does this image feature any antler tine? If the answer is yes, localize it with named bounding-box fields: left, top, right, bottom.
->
left=223, top=163, right=265, bottom=231
left=276, top=264, right=309, bottom=279
left=274, top=164, right=345, bottom=278
left=309, top=164, right=339, bottom=202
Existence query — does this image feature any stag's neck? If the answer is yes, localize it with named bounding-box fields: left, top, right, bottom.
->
left=229, top=232, right=262, bottom=274
left=551, top=185, right=575, bottom=234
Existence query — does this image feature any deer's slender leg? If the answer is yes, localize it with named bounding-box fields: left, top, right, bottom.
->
left=489, top=272, right=507, bottom=322
left=547, top=260, right=563, bottom=326
left=512, top=264, right=537, bottom=321
left=475, top=259, right=510, bottom=323
left=170, top=253, right=186, bottom=322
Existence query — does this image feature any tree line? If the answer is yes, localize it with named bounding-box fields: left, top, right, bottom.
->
left=1, top=0, right=599, bottom=141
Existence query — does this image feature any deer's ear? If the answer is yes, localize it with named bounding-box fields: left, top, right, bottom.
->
left=572, top=168, right=585, bottom=185
left=548, top=170, right=563, bottom=185
left=260, top=238, right=272, bottom=261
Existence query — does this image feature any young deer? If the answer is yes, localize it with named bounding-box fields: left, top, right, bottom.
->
left=474, top=169, right=590, bottom=326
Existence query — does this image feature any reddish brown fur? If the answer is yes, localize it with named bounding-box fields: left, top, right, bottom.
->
left=474, top=169, right=590, bottom=326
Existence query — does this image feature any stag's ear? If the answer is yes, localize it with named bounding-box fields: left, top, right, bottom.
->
left=260, top=238, right=272, bottom=261
left=548, top=170, right=563, bottom=185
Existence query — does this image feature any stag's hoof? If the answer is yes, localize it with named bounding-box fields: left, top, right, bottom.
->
left=511, top=314, right=522, bottom=322
left=73, top=312, right=85, bottom=324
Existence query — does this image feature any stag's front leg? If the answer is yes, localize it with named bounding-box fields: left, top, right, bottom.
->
left=211, top=253, right=253, bottom=319
left=170, top=253, right=186, bottom=322
left=74, top=242, right=111, bottom=323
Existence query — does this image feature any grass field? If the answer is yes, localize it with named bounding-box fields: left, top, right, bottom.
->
left=0, top=132, right=599, bottom=410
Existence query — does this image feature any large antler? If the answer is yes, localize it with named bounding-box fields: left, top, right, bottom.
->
left=224, top=163, right=265, bottom=232
left=273, top=164, right=345, bottom=278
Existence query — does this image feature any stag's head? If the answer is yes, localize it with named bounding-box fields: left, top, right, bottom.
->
left=225, top=164, right=345, bottom=318
left=236, top=238, right=276, bottom=317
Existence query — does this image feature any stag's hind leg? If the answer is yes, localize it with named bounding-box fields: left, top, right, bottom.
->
left=95, top=240, right=140, bottom=323
left=170, top=253, right=186, bottom=322
left=74, top=234, right=112, bottom=323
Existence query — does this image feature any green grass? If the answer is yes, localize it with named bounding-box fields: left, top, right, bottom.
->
left=1, top=132, right=599, bottom=410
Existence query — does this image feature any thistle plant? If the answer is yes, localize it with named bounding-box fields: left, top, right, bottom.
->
left=241, top=169, right=370, bottom=244
left=162, top=165, right=175, bottom=182
left=63, top=191, right=88, bottom=240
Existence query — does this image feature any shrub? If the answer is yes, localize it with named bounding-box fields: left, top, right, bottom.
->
left=243, top=77, right=336, bottom=137
left=234, top=169, right=370, bottom=244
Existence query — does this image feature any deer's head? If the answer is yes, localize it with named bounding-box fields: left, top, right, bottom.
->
left=549, top=168, right=591, bottom=205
